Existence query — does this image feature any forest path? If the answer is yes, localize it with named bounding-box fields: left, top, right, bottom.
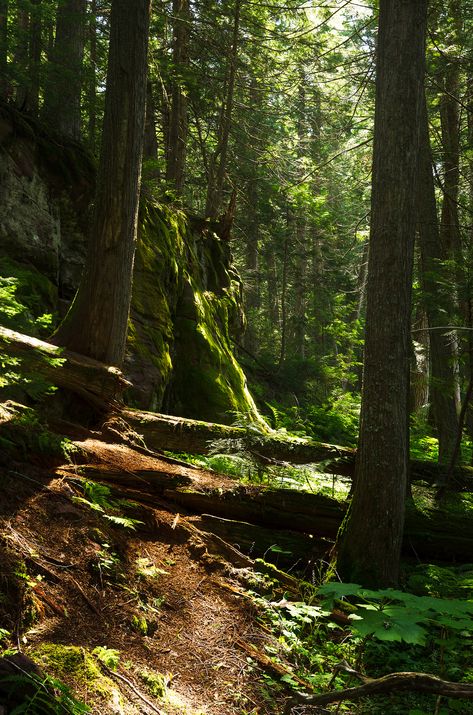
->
left=0, top=436, right=299, bottom=715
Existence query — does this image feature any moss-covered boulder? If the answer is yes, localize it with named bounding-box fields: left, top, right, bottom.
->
left=127, top=202, right=264, bottom=426
left=0, top=103, right=264, bottom=426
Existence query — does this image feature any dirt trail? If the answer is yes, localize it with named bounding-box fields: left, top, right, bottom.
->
left=0, top=444, right=291, bottom=715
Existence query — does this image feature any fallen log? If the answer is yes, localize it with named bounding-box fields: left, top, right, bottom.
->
left=121, top=409, right=473, bottom=490
left=64, top=440, right=473, bottom=564
left=191, top=514, right=330, bottom=569
left=3, top=327, right=472, bottom=490
left=0, top=326, right=130, bottom=408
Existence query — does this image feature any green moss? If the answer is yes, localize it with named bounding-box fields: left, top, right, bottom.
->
left=128, top=197, right=267, bottom=427
left=30, top=644, right=118, bottom=700
left=171, top=281, right=266, bottom=427
left=139, top=670, right=168, bottom=699
left=130, top=613, right=148, bottom=635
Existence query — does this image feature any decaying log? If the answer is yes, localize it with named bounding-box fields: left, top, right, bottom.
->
left=64, top=440, right=473, bottom=564
left=0, top=326, right=130, bottom=407
left=3, top=327, right=473, bottom=491
left=192, top=514, right=331, bottom=569
left=284, top=670, right=473, bottom=712
left=121, top=409, right=473, bottom=490
left=121, top=408, right=354, bottom=467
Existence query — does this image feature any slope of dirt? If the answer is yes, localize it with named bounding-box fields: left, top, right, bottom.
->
left=0, top=447, right=293, bottom=715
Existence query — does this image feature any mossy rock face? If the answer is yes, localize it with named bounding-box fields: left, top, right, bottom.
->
left=0, top=101, right=94, bottom=287
left=0, top=105, right=264, bottom=426
left=127, top=200, right=265, bottom=427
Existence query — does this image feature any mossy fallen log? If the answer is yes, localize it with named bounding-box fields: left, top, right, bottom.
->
left=122, top=408, right=473, bottom=490
left=122, top=408, right=354, bottom=466
left=67, top=446, right=473, bottom=563
left=0, top=326, right=130, bottom=407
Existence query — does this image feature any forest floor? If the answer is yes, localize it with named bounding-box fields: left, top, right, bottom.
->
left=0, top=436, right=298, bottom=715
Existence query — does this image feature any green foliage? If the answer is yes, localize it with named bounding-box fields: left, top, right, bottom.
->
left=0, top=669, right=90, bottom=714
left=410, top=413, right=439, bottom=461
left=263, top=392, right=360, bottom=447
left=72, top=480, right=143, bottom=530
left=0, top=259, right=58, bottom=338
left=0, top=406, right=77, bottom=462
left=318, top=582, right=473, bottom=646
left=88, top=543, right=123, bottom=586
left=0, top=261, right=60, bottom=402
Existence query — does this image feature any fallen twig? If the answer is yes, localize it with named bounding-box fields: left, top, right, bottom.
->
left=97, top=661, right=165, bottom=715
left=68, top=575, right=101, bottom=615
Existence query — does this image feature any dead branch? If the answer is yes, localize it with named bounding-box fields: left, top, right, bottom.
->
left=284, top=671, right=473, bottom=713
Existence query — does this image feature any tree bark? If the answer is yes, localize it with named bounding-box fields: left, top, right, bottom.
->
left=12, top=1, right=29, bottom=108
left=143, top=80, right=159, bottom=161
left=52, top=0, right=151, bottom=368
left=28, top=0, right=42, bottom=116
left=165, top=0, right=190, bottom=195
left=336, top=0, right=427, bottom=587
left=417, top=94, right=458, bottom=463
left=86, top=0, right=97, bottom=152
left=42, top=0, right=87, bottom=139
left=0, top=0, right=8, bottom=99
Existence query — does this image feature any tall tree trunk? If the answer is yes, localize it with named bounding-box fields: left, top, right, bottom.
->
left=242, top=77, right=261, bottom=355
left=42, top=0, right=86, bottom=139
left=144, top=79, right=159, bottom=161
left=293, top=217, right=306, bottom=359
left=465, top=71, right=473, bottom=455
left=265, top=245, right=279, bottom=327
left=243, top=187, right=260, bottom=355
left=87, top=0, right=97, bottom=151
left=438, top=1, right=463, bottom=413
left=53, top=0, right=151, bottom=368
left=417, top=94, right=458, bottom=464
left=292, top=78, right=308, bottom=359
left=278, top=232, right=289, bottom=369
left=0, top=0, right=8, bottom=99
left=165, top=0, right=190, bottom=195
left=336, top=0, right=427, bottom=588
left=28, top=0, right=42, bottom=116
left=205, top=0, right=241, bottom=218
left=13, top=1, right=29, bottom=108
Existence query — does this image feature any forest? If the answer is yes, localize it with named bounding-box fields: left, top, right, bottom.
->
left=1, top=0, right=473, bottom=713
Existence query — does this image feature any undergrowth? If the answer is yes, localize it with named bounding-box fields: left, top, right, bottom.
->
left=247, top=564, right=473, bottom=715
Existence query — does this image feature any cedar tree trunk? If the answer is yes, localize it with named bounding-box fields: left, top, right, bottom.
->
left=53, top=0, right=151, bottom=368
left=336, top=0, right=427, bottom=588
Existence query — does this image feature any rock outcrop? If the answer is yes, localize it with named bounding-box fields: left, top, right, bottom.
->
left=0, top=101, right=263, bottom=426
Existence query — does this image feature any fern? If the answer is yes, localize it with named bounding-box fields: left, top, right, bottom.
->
left=0, top=671, right=90, bottom=714
left=73, top=480, right=143, bottom=530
